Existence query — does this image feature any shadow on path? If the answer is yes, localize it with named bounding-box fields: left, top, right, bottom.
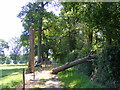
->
left=17, top=66, right=62, bottom=89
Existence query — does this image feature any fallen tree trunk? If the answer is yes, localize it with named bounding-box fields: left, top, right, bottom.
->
left=51, top=51, right=96, bottom=74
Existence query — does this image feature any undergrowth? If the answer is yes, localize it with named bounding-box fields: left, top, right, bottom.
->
left=58, top=67, right=105, bottom=88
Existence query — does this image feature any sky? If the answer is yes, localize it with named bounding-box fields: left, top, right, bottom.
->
left=0, top=0, right=33, bottom=42
left=0, top=0, right=61, bottom=42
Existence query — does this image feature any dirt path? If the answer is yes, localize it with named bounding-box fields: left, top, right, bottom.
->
left=17, top=66, right=62, bottom=89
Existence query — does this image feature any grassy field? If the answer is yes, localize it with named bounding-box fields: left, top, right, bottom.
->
left=0, top=64, right=27, bottom=88
left=58, top=67, right=105, bottom=88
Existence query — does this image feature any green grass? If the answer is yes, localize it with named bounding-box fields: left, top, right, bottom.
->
left=1, top=69, right=23, bottom=77
left=58, top=67, right=105, bottom=88
left=0, top=72, right=22, bottom=89
left=0, top=64, right=27, bottom=77
left=0, top=64, right=27, bottom=89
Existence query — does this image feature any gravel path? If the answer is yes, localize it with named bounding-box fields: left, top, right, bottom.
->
left=17, top=67, right=62, bottom=89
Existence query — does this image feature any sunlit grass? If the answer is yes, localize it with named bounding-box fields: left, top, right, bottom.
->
left=0, top=73, right=22, bottom=88
left=0, top=64, right=27, bottom=89
left=58, top=67, right=105, bottom=88
left=1, top=69, right=22, bottom=78
left=0, top=64, right=27, bottom=70
left=0, top=64, right=27, bottom=78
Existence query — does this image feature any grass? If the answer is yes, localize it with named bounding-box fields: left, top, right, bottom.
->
left=1, top=69, right=23, bottom=77
left=0, top=64, right=27, bottom=89
left=0, top=64, right=27, bottom=77
left=0, top=72, right=22, bottom=89
left=58, top=67, right=105, bottom=88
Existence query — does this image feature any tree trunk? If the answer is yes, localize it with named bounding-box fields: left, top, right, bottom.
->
left=51, top=55, right=96, bottom=74
left=28, top=26, right=34, bottom=73
left=38, top=2, right=44, bottom=64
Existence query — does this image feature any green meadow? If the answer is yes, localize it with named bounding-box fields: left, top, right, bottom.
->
left=0, top=64, right=27, bottom=88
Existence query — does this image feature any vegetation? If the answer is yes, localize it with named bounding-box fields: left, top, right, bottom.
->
left=0, top=39, right=9, bottom=64
left=17, top=1, right=120, bottom=88
left=1, top=73, right=22, bottom=88
left=0, top=64, right=27, bottom=88
left=58, top=67, right=104, bottom=88
left=9, top=37, right=22, bottom=64
left=0, top=1, right=119, bottom=88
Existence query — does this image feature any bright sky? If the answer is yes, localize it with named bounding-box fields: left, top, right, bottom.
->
left=0, top=0, right=61, bottom=42
left=0, top=0, right=34, bottom=41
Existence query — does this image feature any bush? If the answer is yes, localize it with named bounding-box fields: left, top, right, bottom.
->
left=77, top=45, right=94, bottom=76
left=93, top=45, right=120, bottom=88
left=64, top=50, right=78, bottom=62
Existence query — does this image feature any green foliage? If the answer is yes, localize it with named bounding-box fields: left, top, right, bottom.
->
left=58, top=67, right=104, bottom=88
left=94, top=45, right=120, bottom=88
left=64, top=50, right=78, bottom=63
left=76, top=44, right=93, bottom=76
left=9, top=37, right=22, bottom=64
left=0, top=39, right=9, bottom=64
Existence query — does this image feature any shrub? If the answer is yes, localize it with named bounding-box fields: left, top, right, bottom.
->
left=93, top=45, right=120, bottom=88
left=77, top=45, right=94, bottom=76
left=64, top=50, right=78, bottom=62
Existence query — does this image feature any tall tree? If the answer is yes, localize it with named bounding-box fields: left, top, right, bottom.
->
left=18, top=1, right=60, bottom=64
left=18, top=2, right=48, bottom=64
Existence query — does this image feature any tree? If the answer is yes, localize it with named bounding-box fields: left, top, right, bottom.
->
left=0, top=39, right=9, bottom=64
left=18, top=1, right=60, bottom=64
left=9, top=37, right=22, bottom=64
left=80, top=2, right=120, bottom=45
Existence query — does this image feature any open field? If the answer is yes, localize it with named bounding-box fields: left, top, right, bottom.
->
left=0, top=64, right=27, bottom=88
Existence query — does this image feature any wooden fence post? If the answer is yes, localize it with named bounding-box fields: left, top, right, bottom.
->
left=23, top=69, right=25, bottom=90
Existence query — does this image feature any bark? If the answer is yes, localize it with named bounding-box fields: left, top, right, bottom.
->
left=28, top=26, right=34, bottom=73
left=38, top=2, right=44, bottom=64
left=51, top=55, right=96, bottom=74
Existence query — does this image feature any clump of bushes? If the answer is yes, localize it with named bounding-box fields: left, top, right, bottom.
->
left=64, top=49, right=78, bottom=62
left=77, top=45, right=94, bottom=76
left=93, top=45, right=120, bottom=88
